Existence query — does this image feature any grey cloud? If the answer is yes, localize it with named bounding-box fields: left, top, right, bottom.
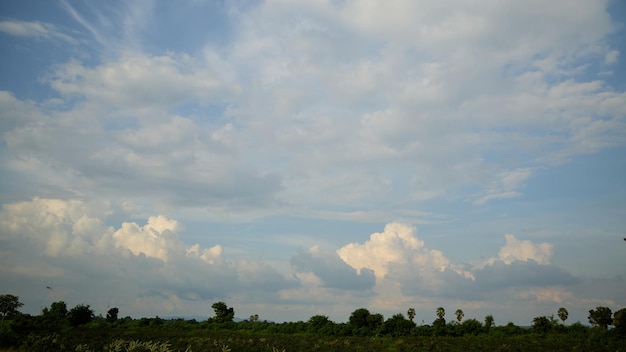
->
left=475, top=260, right=580, bottom=290
left=399, top=259, right=580, bottom=301
left=290, top=247, right=376, bottom=290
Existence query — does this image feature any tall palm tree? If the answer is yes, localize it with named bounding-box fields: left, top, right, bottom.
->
left=436, top=307, right=445, bottom=320
left=407, top=308, right=416, bottom=322
left=455, top=309, right=464, bottom=323
left=557, top=307, right=568, bottom=325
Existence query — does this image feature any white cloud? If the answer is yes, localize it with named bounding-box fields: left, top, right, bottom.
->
left=112, top=215, right=185, bottom=262
left=337, top=223, right=427, bottom=279
left=0, top=198, right=295, bottom=317
left=0, top=19, right=75, bottom=43
left=1, top=0, right=625, bottom=324
left=48, top=53, right=222, bottom=110
left=496, top=234, right=554, bottom=265
left=473, top=191, right=522, bottom=206
left=605, top=50, right=619, bottom=65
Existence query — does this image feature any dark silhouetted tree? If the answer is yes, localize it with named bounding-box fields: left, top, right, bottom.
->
left=348, top=308, right=383, bottom=335
left=0, top=294, right=23, bottom=321
left=459, top=318, right=483, bottom=336
left=106, top=307, right=119, bottom=323
left=588, top=306, right=612, bottom=329
left=382, top=313, right=415, bottom=337
left=68, top=304, right=94, bottom=326
left=484, top=315, right=494, bottom=332
left=211, top=301, right=234, bottom=323
left=455, top=309, right=464, bottom=323
left=613, top=307, right=626, bottom=336
left=407, top=308, right=415, bottom=322
left=532, top=316, right=553, bottom=334
left=436, top=307, right=445, bottom=320
left=307, top=315, right=332, bottom=333
left=557, top=307, right=568, bottom=325
left=48, top=301, right=68, bottom=319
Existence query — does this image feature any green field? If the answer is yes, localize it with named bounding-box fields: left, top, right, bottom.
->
left=2, top=319, right=625, bottom=352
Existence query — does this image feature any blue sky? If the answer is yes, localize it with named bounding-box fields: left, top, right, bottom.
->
left=0, top=0, right=625, bottom=326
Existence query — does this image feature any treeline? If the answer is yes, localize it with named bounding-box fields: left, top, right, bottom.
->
left=1, top=294, right=625, bottom=351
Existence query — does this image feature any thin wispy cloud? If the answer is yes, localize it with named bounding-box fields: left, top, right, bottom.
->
left=0, top=19, right=75, bottom=43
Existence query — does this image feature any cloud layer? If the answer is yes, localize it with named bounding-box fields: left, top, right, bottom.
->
left=0, top=0, right=625, bottom=325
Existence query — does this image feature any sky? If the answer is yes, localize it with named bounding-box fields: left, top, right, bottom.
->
left=0, top=0, right=625, bottom=326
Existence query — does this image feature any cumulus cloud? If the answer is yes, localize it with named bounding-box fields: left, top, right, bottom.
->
left=291, top=246, right=375, bottom=290
left=112, top=215, right=185, bottom=262
left=335, top=224, right=585, bottom=305
left=336, top=223, right=473, bottom=293
left=0, top=198, right=295, bottom=316
left=493, top=233, right=553, bottom=265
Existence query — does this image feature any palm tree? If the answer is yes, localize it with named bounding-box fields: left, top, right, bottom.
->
left=557, top=308, right=568, bottom=325
left=455, top=309, right=464, bottom=323
left=436, top=307, right=445, bottom=320
left=407, top=308, right=415, bottom=322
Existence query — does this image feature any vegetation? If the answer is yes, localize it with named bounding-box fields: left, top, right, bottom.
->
left=0, top=294, right=624, bottom=351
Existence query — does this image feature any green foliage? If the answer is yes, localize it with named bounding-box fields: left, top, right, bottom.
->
left=381, top=313, right=414, bottom=337
left=613, top=307, right=626, bottom=336
left=306, top=315, right=332, bottom=334
left=3, top=292, right=625, bottom=351
left=211, top=302, right=234, bottom=323
left=484, top=315, right=494, bottom=332
left=107, top=308, right=119, bottom=323
left=69, top=304, right=95, bottom=327
left=455, top=309, right=464, bottom=323
left=588, top=306, right=612, bottom=329
left=532, top=316, right=553, bottom=334
left=0, top=294, right=23, bottom=321
left=347, top=308, right=384, bottom=336
left=436, top=307, right=446, bottom=320
left=407, top=308, right=415, bottom=322
left=458, top=318, right=483, bottom=336
left=557, top=307, right=568, bottom=324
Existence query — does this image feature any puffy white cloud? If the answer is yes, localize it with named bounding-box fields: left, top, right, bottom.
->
left=0, top=198, right=295, bottom=317
left=0, top=197, right=113, bottom=257
left=112, top=215, right=185, bottom=262
left=495, top=233, right=553, bottom=264
left=337, top=223, right=428, bottom=279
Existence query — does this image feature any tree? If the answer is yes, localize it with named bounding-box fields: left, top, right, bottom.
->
left=459, top=318, right=483, bottom=336
left=484, top=315, right=494, bottom=332
left=48, top=301, right=68, bottom=318
left=307, top=315, right=332, bottom=333
left=349, top=308, right=371, bottom=330
left=432, top=307, right=447, bottom=336
left=557, top=307, right=568, bottom=325
left=0, top=294, right=23, bottom=321
left=532, top=316, right=553, bottom=334
left=588, top=306, right=612, bottom=329
left=455, top=309, right=464, bottom=323
left=68, top=304, right=94, bottom=326
left=106, top=307, right=119, bottom=323
left=407, top=308, right=416, bottom=322
left=382, top=313, right=415, bottom=337
left=348, top=308, right=383, bottom=335
left=613, top=307, right=626, bottom=336
left=211, top=301, right=234, bottom=323
left=436, top=307, right=445, bottom=320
